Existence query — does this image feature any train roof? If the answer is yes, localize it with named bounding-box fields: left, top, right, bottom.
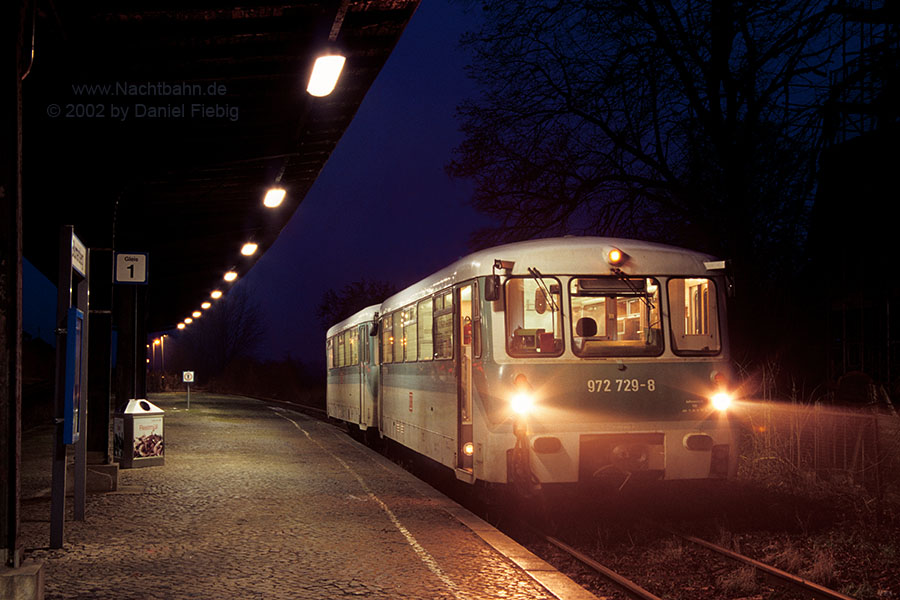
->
left=380, top=236, right=721, bottom=313
left=326, top=304, right=381, bottom=337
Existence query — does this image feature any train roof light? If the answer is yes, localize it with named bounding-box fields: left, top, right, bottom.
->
left=607, top=247, right=624, bottom=266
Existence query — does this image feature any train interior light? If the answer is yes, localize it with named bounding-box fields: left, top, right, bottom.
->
left=463, top=442, right=475, bottom=456
left=307, top=54, right=346, bottom=97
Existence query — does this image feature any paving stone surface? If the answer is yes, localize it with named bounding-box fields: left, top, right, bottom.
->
left=19, top=393, right=556, bottom=600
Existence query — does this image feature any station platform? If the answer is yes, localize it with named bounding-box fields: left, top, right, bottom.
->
left=18, top=392, right=596, bottom=600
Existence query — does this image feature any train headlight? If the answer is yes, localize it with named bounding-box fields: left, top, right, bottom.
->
left=511, top=391, right=535, bottom=415
left=711, top=391, right=733, bottom=412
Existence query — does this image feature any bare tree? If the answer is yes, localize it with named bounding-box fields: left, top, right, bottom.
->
left=449, top=0, right=840, bottom=271
left=172, top=284, right=265, bottom=381
left=316, top=279, right=397, bottom=330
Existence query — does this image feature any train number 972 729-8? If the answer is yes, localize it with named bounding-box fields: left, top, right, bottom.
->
left=587, top=378, right=656, bottom=393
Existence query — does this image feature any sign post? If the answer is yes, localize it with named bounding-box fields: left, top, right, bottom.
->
left=183, top=371, right=194, bottom=409
left=51, top=227, right=90, bottom=548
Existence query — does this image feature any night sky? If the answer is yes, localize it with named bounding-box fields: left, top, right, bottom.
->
left=236, top=1, right=492, bottom=366
left=23, top=0, right=493, bottom=367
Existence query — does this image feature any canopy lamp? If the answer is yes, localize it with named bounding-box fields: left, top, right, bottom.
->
left=210, top=290, right=223, bottom=300
left=201, top=302, right=211, bottom=310
left=307, top=54, right=346, bottom=97
left=241, top=242, right=259, bottom=256
left=224, top=271, right=238, bottom=283
left=263, top=187, right=285, bottom=208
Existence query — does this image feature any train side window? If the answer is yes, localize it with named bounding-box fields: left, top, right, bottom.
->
left=381, top=314, right=393, bottom=364
left=346, top=329, right=358, bottom=365
left=473, top=282, right=482, bottom=359
left=393, top=311, right=404, bottom=362
left=337, top=331, right=346, bottom=367
left=417, top=298, right=433, bottom=361
left=668, top=278, right=720, bottom=355
left=434, top=290, right=454, bottom=360
left=361, top=326, right=368, bottom=365
left=326, top=337, right=334, bottom=369
left=402, top=305, right=418, bottom=362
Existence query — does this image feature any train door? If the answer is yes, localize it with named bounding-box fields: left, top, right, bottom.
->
left=456, top=282, right=477, bottom=472
left=357, top=324, right=366, bottom=427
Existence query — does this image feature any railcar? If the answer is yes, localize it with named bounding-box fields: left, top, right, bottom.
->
left=326, top=237, right=739, bottom=492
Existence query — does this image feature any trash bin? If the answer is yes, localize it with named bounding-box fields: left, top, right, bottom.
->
left=114, top=399, right=165, bottom=469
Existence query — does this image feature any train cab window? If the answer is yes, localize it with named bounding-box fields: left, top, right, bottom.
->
left=668, top=278, right=720, bottom=355
left=569, top=277, right=662, bottom=357
left=417, top=298, right=433, bottom=361
left=326, top=337, right=334, bottom=369
left=381, top=314, right=393, bottom=364
left=505, top=276, right=563, bottom=357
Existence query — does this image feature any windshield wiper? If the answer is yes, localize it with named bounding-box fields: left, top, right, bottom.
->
left=610, top=267, right=655, bottom=312
left=527, top=267, right=559, bottom=313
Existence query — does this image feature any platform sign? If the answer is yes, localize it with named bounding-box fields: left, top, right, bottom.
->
left=114, top=252, right=149, bottom=284
left=63, top=307, right=84, bottom=444
left=71, top=233, right=87, bottom=277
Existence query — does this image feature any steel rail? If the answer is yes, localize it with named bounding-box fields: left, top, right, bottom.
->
left=668, top=530, right=858, bottom=600
left=538, top=532, right=665, bottom=600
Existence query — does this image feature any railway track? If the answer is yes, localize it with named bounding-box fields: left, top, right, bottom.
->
left=526, top=524, right=859, bottom=600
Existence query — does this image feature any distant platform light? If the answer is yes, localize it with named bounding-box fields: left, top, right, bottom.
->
left=241, top=242, right=258, bottom=256
left=192, top=311, right=202, bottom=318
left=210, top=290, right=223, bottom=299
left=184, top=318, right=193, bottom=324
left=224, top=271, right=238, bottom=282
left=177, top=323, right=185, bottom=330
left=263, top=188, right=285, bottom=208
left=307, top=54, right=346, bottom=97
left=201, top=302, right=211, bottom=310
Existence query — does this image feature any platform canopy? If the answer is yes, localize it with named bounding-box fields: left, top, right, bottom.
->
left=22, top=0, right=420, bottom=330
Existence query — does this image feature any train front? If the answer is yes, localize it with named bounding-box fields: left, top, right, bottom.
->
left=478, top=241, right=739, bottom=491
